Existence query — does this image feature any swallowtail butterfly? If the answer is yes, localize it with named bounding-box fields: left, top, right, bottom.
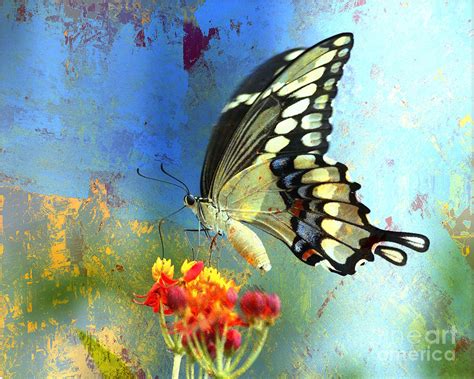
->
left=183, top=33, right=429, bottom=275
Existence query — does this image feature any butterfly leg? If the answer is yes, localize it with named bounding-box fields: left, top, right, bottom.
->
left=226, top=219, right=272, bottom=272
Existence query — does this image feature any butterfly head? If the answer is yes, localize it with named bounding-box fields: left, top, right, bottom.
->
left=184, top=194, right=197, bottom=208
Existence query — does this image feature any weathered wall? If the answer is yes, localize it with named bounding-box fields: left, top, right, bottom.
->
left=0, top=0, right=472, bottom=377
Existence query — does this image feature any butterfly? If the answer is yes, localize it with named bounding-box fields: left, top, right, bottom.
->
left=182, top=33, right=430, bottom=276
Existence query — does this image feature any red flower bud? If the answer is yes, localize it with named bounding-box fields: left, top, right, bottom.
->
left=224, top=329, right=242, bottom=354
left=166, top=286, right=187, bottom=312
left=265, top=293, right=281, bottom=318
left=184, top=261, right=204, bottom=282
left=226, top=287, right=238, bottom=307
left=206, top=342, right=216, bottom=360
left=240, top=291, right=266, bottom=319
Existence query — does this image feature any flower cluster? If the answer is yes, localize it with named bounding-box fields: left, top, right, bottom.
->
left=134, top=257, right=281, bottom=379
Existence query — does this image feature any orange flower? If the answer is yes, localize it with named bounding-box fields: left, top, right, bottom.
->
left=178, top=266, right=243, bottom=334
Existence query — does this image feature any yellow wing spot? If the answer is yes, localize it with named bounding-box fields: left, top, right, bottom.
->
left=322, top=219, right=370, bottom=248
left=302, top=167, right=340, bottom=183
left=315, top=49, right=337, bottom=67
left=284, top=49, right=305, bottom=61
left=282, top=98, right=310, bottom=118
left=338, top=48, right=349, bottom=57
left=313, top=183, right=350, bottom=202
left=291, top=83, right=317, bottom=98
left=294, top=155, right=317, bottom=169
left=265, top=136, right=290, bottom=153
left=333, top=35, right=351, bottom=47
left=279, top=67, right=325, bottom=97
left=275, top=118, right=298, bottom=134
left=301, top=132, right=322, bottom=147
left=301, top=113, right=323, bottom=130
left=330, top=62, right=342, bottom=73
left=324, top=78, right=336, bottom=90
left=323, top=202, right=364, bottom=226
left=321, top=238, right=353, bottom=263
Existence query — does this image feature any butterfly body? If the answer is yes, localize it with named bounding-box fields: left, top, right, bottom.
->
left=184, top=194, right=273, bottom=271
left=184, top=33, right=430, bottom=276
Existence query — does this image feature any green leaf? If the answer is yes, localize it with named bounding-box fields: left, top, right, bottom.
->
left=76, top=329, right=135, bottom=379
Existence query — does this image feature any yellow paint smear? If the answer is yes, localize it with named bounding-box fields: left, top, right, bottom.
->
left=459, top=114, right=472, bottom=128
left=129, top=220, right=154, bottom=236
left=27, top=321, right=37, bottom=333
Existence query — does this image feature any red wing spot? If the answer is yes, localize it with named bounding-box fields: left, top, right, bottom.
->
left=302, top=249, right=318, bottom=261
left=290, top=199, right=305, bottom=217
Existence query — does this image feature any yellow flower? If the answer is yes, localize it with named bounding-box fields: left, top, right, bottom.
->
left=186, top=266, right=238, bottom=293
left=152, top=257, right=174, bottom=281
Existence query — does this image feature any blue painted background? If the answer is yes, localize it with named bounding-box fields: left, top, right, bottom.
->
left=0, top=0, right=472, bottom=377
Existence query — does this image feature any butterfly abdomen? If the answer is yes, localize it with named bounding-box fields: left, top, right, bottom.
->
left=226, top=218, right=272, bottom=272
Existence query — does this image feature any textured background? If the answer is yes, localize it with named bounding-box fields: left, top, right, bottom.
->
left=0, top=0, right=472, bottom=378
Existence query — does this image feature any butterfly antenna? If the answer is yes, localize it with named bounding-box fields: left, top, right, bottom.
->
left=136, top=168, right=188, bottom=193
left=158, top=219, right=166, bottom=259
left=157, top=205, right=187, bottom=258
left=160, top=163, right=190, bottom=194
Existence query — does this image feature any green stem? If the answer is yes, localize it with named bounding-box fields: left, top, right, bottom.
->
left=215, top=324, right=227, bottom=374
left=190, top=360, right=195, bottom=379
left=159, top=306, right=175, bottom=350
left=188, top=333, right=213, bottom=373
left=186, top=357, right=195, bottom=379
left=172, top=353, right=183, bottom=379
left=230, top=327, right=269, bottom=378
left=195, top=332, right=216, bottom=372
left=227, top=328, right=252, bottom=371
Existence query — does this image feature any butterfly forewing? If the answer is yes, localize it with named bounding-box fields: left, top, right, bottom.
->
left=208, top=33, right=354, bottom=196
left=200, top=48, right=307, bottom=197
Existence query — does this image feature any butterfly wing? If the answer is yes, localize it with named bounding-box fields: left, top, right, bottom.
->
left=201, top=33, right=429, bottom=275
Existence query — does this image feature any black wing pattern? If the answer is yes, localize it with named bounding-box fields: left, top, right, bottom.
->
left=201, top=33, right=430, bottom=275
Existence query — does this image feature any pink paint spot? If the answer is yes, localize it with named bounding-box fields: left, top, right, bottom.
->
left=411, top=193, right=429, bottom=219
left=340, top=0, right=366, bottom=13
left=352, top=10, right=364, bottom=23
left=385, top=216, right=400, bottom=231
left=183, top=22, right=219, bottom=71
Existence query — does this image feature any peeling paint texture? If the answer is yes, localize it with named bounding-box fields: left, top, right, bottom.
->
left=0, top=0, right=472, bottom=378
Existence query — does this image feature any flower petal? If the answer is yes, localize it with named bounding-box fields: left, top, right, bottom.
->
left=184, top=261, right=204, bottom=282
